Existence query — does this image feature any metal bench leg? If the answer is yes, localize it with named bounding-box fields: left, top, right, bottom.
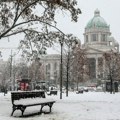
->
left=21, top=106, right=26, bottom=116
left=49, top=103, right=53, bottom=112
left=11, top=106, right=16, bottom=116
left=11, top=109, right=15, bottom=116
left=40, top=105, right=44, bottom=113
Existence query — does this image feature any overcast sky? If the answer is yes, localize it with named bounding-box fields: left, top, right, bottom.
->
left=0, top=0, right=120, bottom=60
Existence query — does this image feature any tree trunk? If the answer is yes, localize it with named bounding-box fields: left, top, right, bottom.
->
left=110, top=75, right=113, bottom=94
left=77, top=76, right=79, bottom=91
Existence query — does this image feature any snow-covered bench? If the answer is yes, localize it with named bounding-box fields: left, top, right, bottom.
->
left=11, top=91, right=55, bottom=116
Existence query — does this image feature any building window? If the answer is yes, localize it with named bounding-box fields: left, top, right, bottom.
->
left=46, top=63, right=50, bottom=71
left=86, top=35, right=88, bottom=42
left=91, top=34, right=98, bottom=41
left=101, top=34, right=106, bottom=41
left=88, top=58, right=96, bottom=79
left=109, top=41, right=112, bottom=46
left=115, top=46, right=118, bottom=50
left=54, top=62, right=57, bottom=70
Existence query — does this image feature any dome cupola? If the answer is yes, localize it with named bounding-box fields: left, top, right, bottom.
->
left=84, top=9, right=111, bottom=47
left=86, top=9, right=109, bottom=29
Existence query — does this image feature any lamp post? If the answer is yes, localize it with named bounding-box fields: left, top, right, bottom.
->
left=59, top=38, right=64, bottom=99
left=66, top=50, right=70, bottom=97
left=9, top=50, right=13, bottom=90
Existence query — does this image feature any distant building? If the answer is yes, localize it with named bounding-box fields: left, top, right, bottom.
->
left=40, top=9, right=120, bottom=85
left=41, top=54, right=60, bottom=86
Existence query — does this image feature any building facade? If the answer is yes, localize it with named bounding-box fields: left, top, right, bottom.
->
left=41, top=9, right=119, bottom=85
left=83, top=9, right=119, bottom=83
left=41, top=54, right=60, bottom=86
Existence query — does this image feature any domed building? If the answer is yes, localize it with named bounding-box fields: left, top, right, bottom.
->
left=37, top=9, right=119, bottom=87
left=83, top=9, right=119, bottom=82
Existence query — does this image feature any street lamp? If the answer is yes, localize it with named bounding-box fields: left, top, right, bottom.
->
left=59, top=37, right=64, bottom=99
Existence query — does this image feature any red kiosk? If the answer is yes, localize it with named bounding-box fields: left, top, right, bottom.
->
left=17, top=78, right=31, bottom=91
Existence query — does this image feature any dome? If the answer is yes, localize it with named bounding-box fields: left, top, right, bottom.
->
left=86, top=9, right=109, bottom=29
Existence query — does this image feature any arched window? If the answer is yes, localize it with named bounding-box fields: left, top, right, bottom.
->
left=91, top=34, right=98, bottom=41
left=101, top=34, right=106, bottom=41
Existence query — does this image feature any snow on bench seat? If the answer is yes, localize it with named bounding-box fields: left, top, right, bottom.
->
left=14, top=98, right=55, bottom=106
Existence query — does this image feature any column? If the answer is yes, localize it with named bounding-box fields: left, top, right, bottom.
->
left=88, top=34, right=91, bottom=43
left=103, top=58, right=106, bottom=78
left=95, top=57, right=98, bottom=79
left=98, top=33, right=101, bottom=42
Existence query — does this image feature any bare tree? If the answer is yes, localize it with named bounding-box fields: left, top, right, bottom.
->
left=15, top=62, right=29, bottom=79
left=61, top=34, right=80, bottom=96
left=28, top=58, right=45, bottom=82
left=103, top=50, right=120, bottom=93
left=0, top=61, right=10, bottom=87
left=72, top=45, right=89, bottom=91
left=0, top=0, right=81, bottom=58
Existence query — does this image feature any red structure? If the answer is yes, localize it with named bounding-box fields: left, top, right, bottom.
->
left=17, top=78, right=31, bottom=91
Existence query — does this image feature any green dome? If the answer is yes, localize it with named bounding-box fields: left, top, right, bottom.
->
left=86, top=9, right=109, bottom=29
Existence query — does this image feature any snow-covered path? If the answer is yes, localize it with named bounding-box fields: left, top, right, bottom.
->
left=0, top=92, right=120, bottom=120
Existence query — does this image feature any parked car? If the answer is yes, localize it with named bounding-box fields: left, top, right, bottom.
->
left=76, top=86, right=84, bottom=94
left=96, top=86, right=103, bottom=92
left=84, top=87, right=89, bottom=92
left=87, top=86, right=96, bottom=92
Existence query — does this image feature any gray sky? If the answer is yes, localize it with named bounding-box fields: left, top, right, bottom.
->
left=0, top=0, right=120, bottom=60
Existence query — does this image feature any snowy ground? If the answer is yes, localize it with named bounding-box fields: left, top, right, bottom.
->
left=0, top=91, right=120, bottom=120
